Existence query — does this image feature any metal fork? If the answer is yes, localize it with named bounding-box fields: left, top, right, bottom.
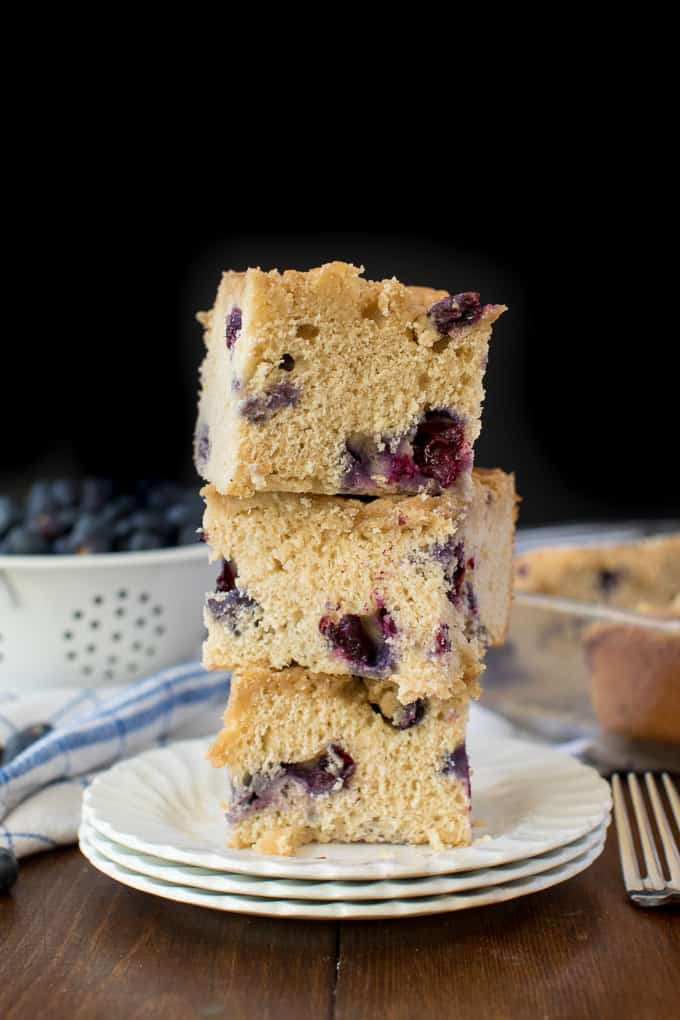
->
left=612, top=772, right=680, bottom=907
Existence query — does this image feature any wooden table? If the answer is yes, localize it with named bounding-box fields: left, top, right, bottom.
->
left=1, top=827, right=677, bottom=1020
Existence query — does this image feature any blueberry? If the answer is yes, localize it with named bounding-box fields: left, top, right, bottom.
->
left=434, top=623, right=451, bottom=654
left=103, top=494, right=137, bottom=523
left=80, top=479, right=115, bottom=513
left=343, top=439, right=374, bottom=489
left=428, top=292, right=482, bottom=335
left=112, top=516, right=135, bottom=540
left=125, top=530, right=164, bottom=552
left=28, top=507, right=77, bottom=542
left=279, top=353, right=295, bottom=371
left=282, top=743, right=355, bottom=795
left=227, top=744, right=355, bottom=823
left=118, top=511, right=172, bottom=540
left=26, top=481, right=54, bottom=519
left=387, top=453, right=418, bottom=484
left=165, top=501, right=202, bottom=530
left=448, top=542, right=467, bottom=607
left=319, top=613, right=392, bottom=674
left=1, top=723, right=53, bottom=766
left=240, top=382, right=299, bottom=423
left=0, top=496, right=20, bottom=538
left=397, top=700, right=426, bottom=730
left=1, top=525, right=50, bottom=555
left=56, top=514, right=113, bottom=555
left=227, top=772, right=277, bottom=820
left=194, top=423, right=210, bottom=468
left=215, top=560, right=237, bottom=592
left=598, top=569, right=623, bottom=595
left=377, top=608, right=397, bottom=638
left=206, top=590, right=256, bottom=634
left=442, top=742, right=470, bottom=799
left=51, top=479, right=81, bottom=508
left=145, top=482, right=185, bottom=510
left=372, top=698, right=426, bottom=729
left=225, top=306, right=242, bottom=350
left=412, top=411, right=471, bottom=489
left=0, top=848, right=18, bottom=895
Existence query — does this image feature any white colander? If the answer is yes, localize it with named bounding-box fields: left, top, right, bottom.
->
left=0, top=546, right=215, bottom=692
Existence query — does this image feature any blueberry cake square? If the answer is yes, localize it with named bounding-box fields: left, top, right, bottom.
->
left=202, top=468, right=517, bottom=704
left=195, top=261, right=505, bottom=497
left=208, top=666, right=472, bottom=854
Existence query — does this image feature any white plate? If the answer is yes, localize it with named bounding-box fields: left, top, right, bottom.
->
left=78, top=829, right=606, bottom=920
left=80, top=815, right=610, bottom=901
left=83, top=725, right=611, bottom=880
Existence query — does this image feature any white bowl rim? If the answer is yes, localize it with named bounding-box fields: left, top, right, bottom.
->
left=0, top=543, right=211, bottom=571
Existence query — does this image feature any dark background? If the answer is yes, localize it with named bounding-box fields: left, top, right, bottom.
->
left=3, top=203, right=677, bottom=526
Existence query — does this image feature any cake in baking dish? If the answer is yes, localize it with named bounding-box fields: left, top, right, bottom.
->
left=514, top=533, right=680, bottom=609
left=194, top=261, right=505, bottom=498
left=514, top=532, right=680, bottom=744
left=208, top=666, right=472, bottom=855
left=202, top=469, right=517, bottom=705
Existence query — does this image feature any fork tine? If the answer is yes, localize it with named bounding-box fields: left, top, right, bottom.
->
left=628, top=774, right=665, bottom=889
left=661, top=773, right=680, bottom=831
left=612, top=774, right=642, bottom=892
left=645, top=773, right=680, bottom=886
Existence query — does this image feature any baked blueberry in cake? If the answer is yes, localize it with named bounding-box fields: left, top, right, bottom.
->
left=194, top=262, right=505, bottom=497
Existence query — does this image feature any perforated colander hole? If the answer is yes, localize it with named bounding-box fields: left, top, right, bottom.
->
left=152, top=605, right=163, bottom=616
left=86, top=644, right=96, bottom=654
left=93, top=595, right=104, bottom=605
left=81, top=665, right=93, bottom=676
left=154, top=625, right=166, bottom=636
left=127, top=663, right=138, bottom=673
left=146, top=646, right=157, bottom=656
left=90, top=620, right=100, bottom=630
left=63, top=630, right=74, bottom=641
left=117, top=589, right=128, bottom=600
left=135, top=617, right=147, bottom=628
left=132, top=641, right=142, bottom=651
left=107, top=655, right=118, bottom=664
left=73, top=610, right=83, bottom=620
left=139, top=592, right=150, bottom=603
left=112, top=632, right=122, bottom=642
left=66, top=651, right=77, bottom=661
left=104, top=670, right=114, bottom=679
left=114, top=607, right=126, bottom=618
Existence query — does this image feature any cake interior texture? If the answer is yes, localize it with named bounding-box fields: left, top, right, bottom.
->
left=195, top=261, right=506, bottom=497
left=202, top=468, right=517, bottom=704
left=208, top=667, right=471, bottom=855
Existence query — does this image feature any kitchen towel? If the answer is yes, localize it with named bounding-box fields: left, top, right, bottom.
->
left=0, top=664, right=230, bottom=858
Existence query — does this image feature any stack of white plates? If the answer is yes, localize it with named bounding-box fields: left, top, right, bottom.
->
left=80, top=709, right=611, bottom=920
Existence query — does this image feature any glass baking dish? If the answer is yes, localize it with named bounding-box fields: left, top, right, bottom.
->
left=483, top=521, right=680, bottom=771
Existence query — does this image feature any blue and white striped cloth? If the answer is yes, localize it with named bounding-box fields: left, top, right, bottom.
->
left=0, top=664, right=230, bottom=858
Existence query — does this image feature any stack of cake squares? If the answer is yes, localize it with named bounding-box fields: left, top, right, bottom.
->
left=195, top=261, right=517, bottom=855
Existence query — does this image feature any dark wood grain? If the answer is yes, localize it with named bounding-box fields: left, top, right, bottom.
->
left=334, top=830, right=679, bottom=1020
left=1, top=830, right=677, bottom=1020
left=0, top=847, right=337, bottom=1020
